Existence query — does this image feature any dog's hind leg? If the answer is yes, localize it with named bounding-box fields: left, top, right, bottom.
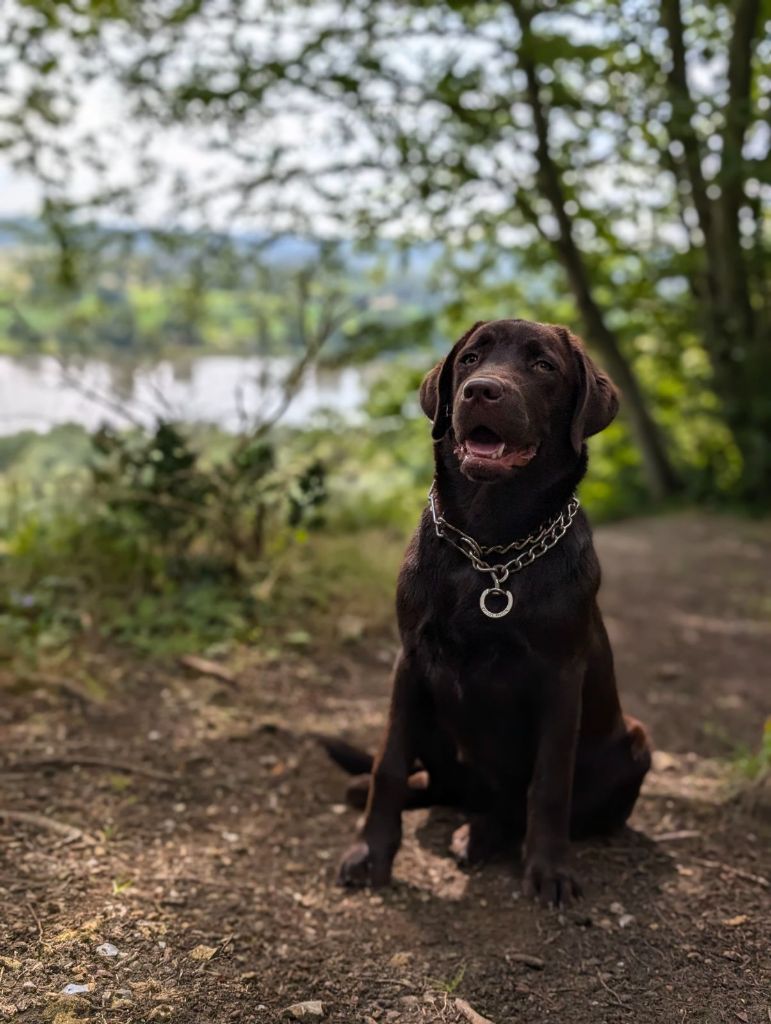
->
left=346, top=715, right=468, bottom=812
left=344, top=769, right=448, bottom=810
left=450, top=814, right=509, bottom=866
left=570, top=716, right=652, bottom=838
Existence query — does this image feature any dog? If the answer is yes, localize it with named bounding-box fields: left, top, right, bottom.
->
left=326, top=318, right=652, bottom=906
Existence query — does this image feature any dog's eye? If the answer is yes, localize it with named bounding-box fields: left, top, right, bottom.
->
left=460, top=352, right=479, bottom=366
left=532, top=359, right=555, bottom=372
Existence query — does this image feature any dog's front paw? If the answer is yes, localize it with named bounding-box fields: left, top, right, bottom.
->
left=523, top=855, right=582, bottom=907
left=336, top=838, right=397, bottom=888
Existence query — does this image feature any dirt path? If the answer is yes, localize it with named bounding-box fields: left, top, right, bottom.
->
left=0, top=513, right=769, bottom=1024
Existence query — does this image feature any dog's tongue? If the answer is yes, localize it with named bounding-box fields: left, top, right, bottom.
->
left=464, top=436, right=538, bottom=466
left=466, top=437, right=503, bottom=457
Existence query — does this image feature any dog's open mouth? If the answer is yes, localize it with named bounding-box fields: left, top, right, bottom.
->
left=456, top=426, right=538, bottom=470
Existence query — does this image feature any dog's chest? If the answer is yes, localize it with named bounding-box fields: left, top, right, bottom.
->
left=421, top=606, right=547, bottom=718
left=423, top=625, right=543, bottom=780
left=411, top=563, right=565, bottom=781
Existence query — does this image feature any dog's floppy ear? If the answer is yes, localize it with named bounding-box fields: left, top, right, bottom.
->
left=562, top=328, right=619, bottom=453
left=419, top=321, right=487, bottom=440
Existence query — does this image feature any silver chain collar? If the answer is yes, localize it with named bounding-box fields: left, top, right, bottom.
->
left=428, top=484, right=580, bottom=619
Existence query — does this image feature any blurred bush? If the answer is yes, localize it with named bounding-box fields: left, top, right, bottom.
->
left=0, top=420, right=330, bottom=660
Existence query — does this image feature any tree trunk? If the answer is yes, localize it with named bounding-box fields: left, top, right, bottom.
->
left=661, top=0, right=770, bottom=502
left=513, top=4, right=681, bottom=500
left=708, top=329, right=771, bottom=503
left=566, top=276, right=682, bottom=502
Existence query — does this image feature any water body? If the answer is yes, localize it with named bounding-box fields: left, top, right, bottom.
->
left=0, top=355, right=368, bottom=436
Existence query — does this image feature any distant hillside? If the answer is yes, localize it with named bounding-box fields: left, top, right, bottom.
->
left=0, top=218, right=458, bottom=359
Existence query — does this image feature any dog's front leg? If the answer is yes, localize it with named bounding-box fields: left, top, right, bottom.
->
left=337, top=651, right=419, bottom=888
left=523, top=655, right=584, bottom=906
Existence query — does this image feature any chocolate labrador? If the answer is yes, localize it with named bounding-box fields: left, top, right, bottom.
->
left=327, top=318, right=652, bottom=905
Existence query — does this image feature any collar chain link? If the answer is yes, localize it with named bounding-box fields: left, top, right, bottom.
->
left=427, top=483, right=580, bottom=618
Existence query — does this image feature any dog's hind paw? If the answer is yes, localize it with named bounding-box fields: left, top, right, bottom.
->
left=450, top=817, right=505, bottom=866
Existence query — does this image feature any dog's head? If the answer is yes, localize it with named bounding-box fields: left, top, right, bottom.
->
left=420, top=319, right=618, bottom=482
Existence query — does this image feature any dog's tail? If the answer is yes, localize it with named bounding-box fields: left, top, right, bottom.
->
left=315, top=735, right=374, bottom=776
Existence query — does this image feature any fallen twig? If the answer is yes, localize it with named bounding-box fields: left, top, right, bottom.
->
left=652, top=830, right=702, bottom=842
left=455, top=998, right=496, bottom=1024
left=0, top=757, right=179, bottom=783
left=25, top=899, right=43, bottom=941
left=0, top=809, right=95, bottom=843
left=179, top=655, right=238, bottom=685
left=508, top=952, right=545, bottom=970
left=692, top=857, right=769, bottom=889
left=597, top=971, right=625, bottom=1008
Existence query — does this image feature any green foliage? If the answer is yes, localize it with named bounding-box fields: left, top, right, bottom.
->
left=734, top=719, right=771, bottom=781
left=91, top=422, right=217, bottom=544
left=428, top=965, right=466, bottom=996
left=0, top=420, right=333, bottom=663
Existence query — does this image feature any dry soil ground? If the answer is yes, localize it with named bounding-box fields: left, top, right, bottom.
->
left=0, top=512, right=769, bottom=1024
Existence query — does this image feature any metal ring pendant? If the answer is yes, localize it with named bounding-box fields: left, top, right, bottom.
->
left=479, top=586, right=514, bottom=619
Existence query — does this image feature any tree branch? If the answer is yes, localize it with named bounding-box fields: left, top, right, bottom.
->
left=715, top=0, right=761, bottom=339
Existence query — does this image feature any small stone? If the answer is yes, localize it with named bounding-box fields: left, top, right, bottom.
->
left=609, top=901, right=624, bottom=915
left=282, top=1001, right=325, bottom=1019
left=96, top=942, right=120, bottom=957
left=618, top=914, right=635, bottom=928
left=62, top=983, right=91, bottom=995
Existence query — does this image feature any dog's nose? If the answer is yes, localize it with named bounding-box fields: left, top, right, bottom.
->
left=462, top=376, right=504, bottom=403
